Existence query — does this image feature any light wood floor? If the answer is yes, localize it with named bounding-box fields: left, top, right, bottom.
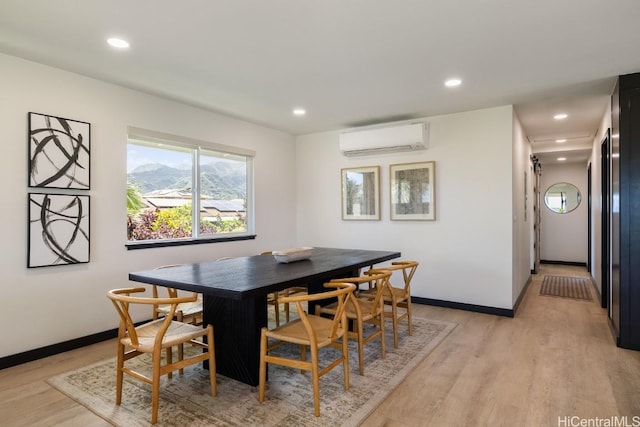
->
left=1, top=264, right=639, bottom=426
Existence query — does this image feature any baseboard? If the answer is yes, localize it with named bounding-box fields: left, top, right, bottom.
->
left=412, top=297, right=514, bottom=318
left=589, top=275, right=602, bottom=297
left=0, top=328, right=118, bottom=371
left=608, top=317, right=620, bottom=346
left=540, top=260, right=587, bottom=267
left=512, top=275, right=532, bottom=315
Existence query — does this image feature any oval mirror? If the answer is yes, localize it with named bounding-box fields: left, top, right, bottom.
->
left=544, top=182, right=581, bottom=214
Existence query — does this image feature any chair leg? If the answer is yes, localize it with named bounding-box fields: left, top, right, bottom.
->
left=300, top=344, right=307, bottom=374
left=258, top=329, right=267, bottom=403
left=391, top=300, right=399, bottom=348
left=207, top=326, right=217, bottom=396
left=379, top=311, right=386, bottom=359
left=284, top=288, right=290, bottom=323
left=405, top=299, right=413, bottom=336
left=178, top=343, right=184, bottom=375
left=115, top=342, right=124, bottom=405
left=310, top=346, right=320, bottom=417
left=356, top=320, right=364, bottom=375
left=342, top=327, right=350, bottom=391
left=166, top=347, right=173, bottom=379
left=273, top=292, right=280, bottom=326
left=151, top=349, right=162, bottom=424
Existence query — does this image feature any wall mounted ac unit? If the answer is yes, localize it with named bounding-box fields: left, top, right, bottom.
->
left=339, top=122, right=429, bottom=156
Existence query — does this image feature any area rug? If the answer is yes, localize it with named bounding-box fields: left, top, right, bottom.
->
left=540, top=275, right=593, bottom=301
left=47, top=317, right=455, bottom=427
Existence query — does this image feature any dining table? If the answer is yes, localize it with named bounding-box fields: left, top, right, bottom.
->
left=128, top=246, right=401, bottom=386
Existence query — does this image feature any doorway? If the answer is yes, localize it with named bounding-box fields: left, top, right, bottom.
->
left=531, top=157, right=541, bottom=274
left=600, top=130, right=610, bottom=310
left=587, top=163, right=592, bottom=275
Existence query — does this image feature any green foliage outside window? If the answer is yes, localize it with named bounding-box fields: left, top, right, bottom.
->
left=127, top=204, right=246, bottom=241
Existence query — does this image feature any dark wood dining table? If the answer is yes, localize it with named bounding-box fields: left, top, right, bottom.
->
left=128, top=247, right=400, bottom=386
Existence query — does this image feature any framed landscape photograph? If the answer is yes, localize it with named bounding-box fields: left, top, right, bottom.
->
left=28, top=112, right=91, bottom=189
left=390, top=161, right=435, bottom=220
left=28, top=193, right=90, bottom=268
left=341, top=166, right=380, bottom=220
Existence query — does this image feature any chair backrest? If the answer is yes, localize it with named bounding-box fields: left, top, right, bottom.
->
left=150, top=264, right=193, bottom=316
left=277, top=282, right=356, bottom=343
left=332, top=271, right=392, bottom=317
left=151, top=264, right=184, bottom=298
left=107, top=287, right=198, bottom=348
left=369, top=261, right=418, bottom=296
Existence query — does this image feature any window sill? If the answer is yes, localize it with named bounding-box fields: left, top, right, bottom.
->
left=126, top=234, right=256, bottom=250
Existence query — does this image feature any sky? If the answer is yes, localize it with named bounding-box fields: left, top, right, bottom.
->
left=127, top=143, right=191, bottom=173
left=127, top=143, right=241, bottom=173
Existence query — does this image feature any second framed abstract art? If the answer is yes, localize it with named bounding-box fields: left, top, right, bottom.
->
left=28, top=193, right=90, bottom=268
left=390, top=161, right=435, bottom=220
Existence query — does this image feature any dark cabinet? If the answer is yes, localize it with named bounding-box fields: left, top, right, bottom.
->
left=610, top=72, right=640, bottom=350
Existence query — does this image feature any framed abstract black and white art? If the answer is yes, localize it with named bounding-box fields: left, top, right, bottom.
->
left=28, top=112, right=91, bottom=189
left=28, top=193, right=90, bottom=268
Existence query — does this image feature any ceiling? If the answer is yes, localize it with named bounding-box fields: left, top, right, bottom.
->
left=2, top=1, right=639, bottom=166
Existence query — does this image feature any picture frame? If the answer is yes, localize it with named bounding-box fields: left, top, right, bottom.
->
left=28, top=193, right=90, bottom=268
left=28, top=112, right=91, bottom=189
left=341, top=166, right=380, bottom=220
left=390, top=161, right=435, bottom=220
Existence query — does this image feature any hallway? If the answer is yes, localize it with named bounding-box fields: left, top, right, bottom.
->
left=363, top=264, right=640, bottom=426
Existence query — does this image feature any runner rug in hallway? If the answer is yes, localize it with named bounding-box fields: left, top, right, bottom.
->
left=47, top=317, right=455, bottom=427
left=540, top=275, right=593, bottom=301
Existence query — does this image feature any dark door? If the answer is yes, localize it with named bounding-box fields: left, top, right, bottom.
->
left=587, top=163, right=592, bottom=275
left=616, top=81, right=640, bottom=349
left=601, top=131, right=610, bottom=310
left=608, top=72, right=640, bottom=350
left=532, top=160, right=542, bottom=274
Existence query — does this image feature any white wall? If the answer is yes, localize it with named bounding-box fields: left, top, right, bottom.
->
left=512, top=110, right=533, bottom=304
left=0, top=53, right=298, bottom=357
left=539, top=162, right=588, bottom=263
left=295, top=106, right=517, bottom=310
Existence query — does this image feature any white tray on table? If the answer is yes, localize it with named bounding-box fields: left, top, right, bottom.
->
left=272, top=247, right=314, bottom=263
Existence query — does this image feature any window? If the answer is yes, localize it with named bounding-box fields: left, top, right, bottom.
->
left=126, top=127, right=254, bottom=247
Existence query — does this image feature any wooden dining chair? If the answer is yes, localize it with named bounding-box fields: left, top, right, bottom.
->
left=107, top=287, right=216, bottom=424
left=258, top=281, right=356, bottom=417
left=260, top=251, right=307, bottom=326
left=364, top=261, right=419, bottom=348
left=317, top=270, right=391, bottom=375
left=151, top=264, right=203, bottom=327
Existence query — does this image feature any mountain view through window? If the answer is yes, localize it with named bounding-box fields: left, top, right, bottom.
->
left=126, top=140, right=251, bottom=243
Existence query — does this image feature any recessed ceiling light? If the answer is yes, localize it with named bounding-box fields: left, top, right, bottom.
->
left=107, top=37, right=130, bottom=49
left=557, top=157, right=567, bottom=161
left=293, top=108, right=306, bottom=116
left=444, top=78, right=462, bottom=88
left=556, top=139, right=567, bottom=143
left=553, top=113, right=568, bottom=120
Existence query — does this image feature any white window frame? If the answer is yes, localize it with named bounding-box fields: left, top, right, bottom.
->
left=126, top=127, right=255, bottom=247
